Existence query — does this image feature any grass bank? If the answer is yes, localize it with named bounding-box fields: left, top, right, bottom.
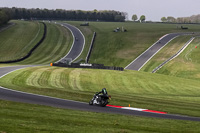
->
left=157, top=37, right=200, bottom=80
left=0, top=66, right=200, bottom=117
left=0, top=20, right=43, bottom=62
left=66, top=21, right=200, bottom=67
left=17, top=22, right=73, bottom=65
left=0, top=20, right=73, bottom=65
left=141, top=35, right=193, bottom=72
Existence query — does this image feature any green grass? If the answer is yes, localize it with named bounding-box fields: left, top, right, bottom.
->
left=0, top=20, right=43, bottom=62
left=1, top=100, right=200, bottom=133
left=0, top=66, right=200, bottom=117
left=157, top=37, right=200, bottom=80
left=65, top=22, right=200, bottom=67
left=1, top=21, right=200, bottom=132
left=0, top=20, right=73, bottom=65
left=141, top=35, right=193, bottom=72
left=17, top=22, right=73, bottom=65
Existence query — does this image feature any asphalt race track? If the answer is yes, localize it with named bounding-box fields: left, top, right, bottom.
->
left=0, top=27, right=199, bottom=122
left=56, top=23, right=85, bottom=63
left=125, top=33, right=193, bottom=71
left=0, top=66, right=200, bottom=122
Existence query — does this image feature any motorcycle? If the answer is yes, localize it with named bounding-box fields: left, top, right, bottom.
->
left=89, top=93, right=111, bottom=107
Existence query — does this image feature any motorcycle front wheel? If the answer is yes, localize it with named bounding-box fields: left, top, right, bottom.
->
left=89, top=100, right=93, bottom=105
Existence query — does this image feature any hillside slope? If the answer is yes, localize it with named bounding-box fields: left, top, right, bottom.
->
left=67, top=21, right=200, bottom=67
left=0, top=20, right=43, bottom=62
left=157, top=37, right=200, bottom=80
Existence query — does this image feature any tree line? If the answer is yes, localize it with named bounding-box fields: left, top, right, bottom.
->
left=161, top=15, right=200, bottom=23
left=0, top=8, right=11, bottom=26
left=0, top=7, right=126, bottom=22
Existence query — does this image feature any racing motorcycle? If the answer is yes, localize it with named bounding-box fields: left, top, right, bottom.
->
left=89, top=93, right=111, bottom=107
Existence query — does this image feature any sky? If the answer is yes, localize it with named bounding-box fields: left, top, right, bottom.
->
left=1, top=0, right=200, bottom=21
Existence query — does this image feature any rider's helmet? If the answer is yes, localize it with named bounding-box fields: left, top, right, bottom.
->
left=102, top=88, right=107, bottom=95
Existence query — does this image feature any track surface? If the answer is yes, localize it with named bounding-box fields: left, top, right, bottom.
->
left=0, top=28, right=199, bottom=121
left=57, top=23, right=85, bottom=63
left=125, top=33, right=193, bottom=70
left=0, top=66, right=200, bottom=122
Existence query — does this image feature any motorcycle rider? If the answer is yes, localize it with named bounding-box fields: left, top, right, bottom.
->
left=97, top=88, right=107, bottom=95
left=92, top=88, right=108, bottom=103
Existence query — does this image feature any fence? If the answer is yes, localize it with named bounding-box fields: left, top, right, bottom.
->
left=52, top=62, right=124, bottom=71
left=85, top=32, right=96, bottom=63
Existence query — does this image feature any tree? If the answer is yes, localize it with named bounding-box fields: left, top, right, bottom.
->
left=140, top=15, right=146, bottom=22
left=0, top=9, right=10, bottom=25
left=167, top=16, right=176, bottom=23
left=132, top=14, right=138, bottom=21
left=114, top=15, right=125, bottom=22
left=161, top=17, right=167, bottom=22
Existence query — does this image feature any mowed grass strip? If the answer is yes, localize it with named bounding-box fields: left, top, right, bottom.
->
left=19, top=22, right=73, bottom=65
left=157, top=37, right=200, bottom=80
left=0, top=100, right=200, bottom=133
left=66, top=21, right=200, bottom=67
left=141, top=35, right=193, bottom=72
left=0, top=66, right=200, bottom=117
left=0, top=20, right=43, bottom=61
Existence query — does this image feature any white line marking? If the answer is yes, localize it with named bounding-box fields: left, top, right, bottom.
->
left=152, top=37, right=195, bottom=73
left=0, top=65, right=87, bottom=105
left=0, top=65, right=37, bottom=79
left=122, top=107, right=147, bottom=111
left=56, top=23, right=75, bottom=63
left=125, top=34, right=169, bottom=69
left=0, top=85, right=87, bottom=104
left=56, top=23, right=85, bottom=63
left=137, top=35, right=179, bottom=71
left=70, top=24, right=86, bottom=63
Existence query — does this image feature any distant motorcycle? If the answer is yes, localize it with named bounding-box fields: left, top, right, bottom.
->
left=89, top=93, right=111, bottom=107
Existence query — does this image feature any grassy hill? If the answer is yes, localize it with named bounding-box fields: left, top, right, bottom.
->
left=141, top=35, right=193, bottom=72
left=1, top=21, right=200, bottom=132
left=0, top=20, right=73, bottom=65
left=19, top=22, right=73, bottom=65
left=157, top=37, right=200, bottom=80
left=66, top=21, right=200, bottom=67
left=0, top=20, right=43, bottom=62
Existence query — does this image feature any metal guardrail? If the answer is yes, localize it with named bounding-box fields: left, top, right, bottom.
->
left=85, top=32, right=96, bottom=63
left=152, top=37, right=195, bottom=73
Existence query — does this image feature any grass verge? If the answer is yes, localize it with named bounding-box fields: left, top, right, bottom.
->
left=0, top=100, right=200, bottom=133
left=157, top=37, right=200, bottom=80
left=0, top=66, right=200, bottom=117
left=141, top=35, right=193, bottom=72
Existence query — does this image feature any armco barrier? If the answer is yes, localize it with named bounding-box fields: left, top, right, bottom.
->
left=0, top=22, right=47, bottom=63
left=52, top=63, right=124, bottom=71
left=85, top=32, right=96, bottom=63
